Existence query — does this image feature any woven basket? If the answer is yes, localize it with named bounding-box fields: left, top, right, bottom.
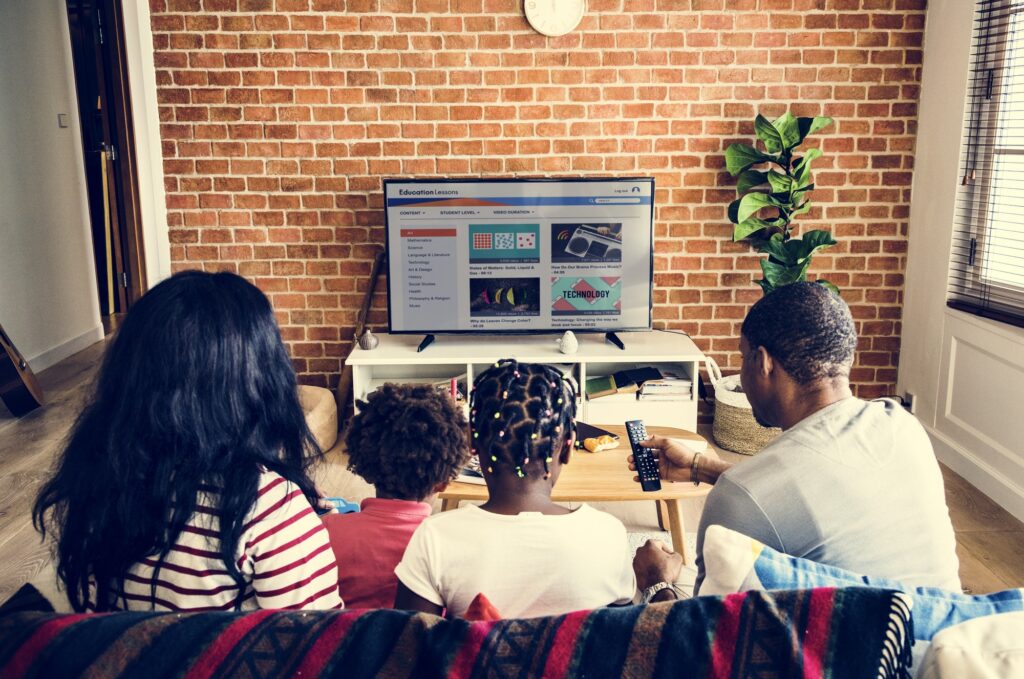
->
left=706, top=357, right=781, bottom=455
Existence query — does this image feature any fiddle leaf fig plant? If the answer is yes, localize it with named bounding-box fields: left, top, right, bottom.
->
left=725, top=112, right=839, bottom=296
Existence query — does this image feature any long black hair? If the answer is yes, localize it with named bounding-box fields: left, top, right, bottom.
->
left=33, top=270, right=322, bottom=611
left=469, top=360, right=576, bottom=479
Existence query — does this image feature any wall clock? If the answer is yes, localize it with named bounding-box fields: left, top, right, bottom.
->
left=524, top=0, right=586, bottom=37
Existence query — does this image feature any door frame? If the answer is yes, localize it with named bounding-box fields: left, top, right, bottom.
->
left=65, top=0, right=147, bottom=312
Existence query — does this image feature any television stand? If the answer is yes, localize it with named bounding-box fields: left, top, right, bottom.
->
left=604, top=332, right=626, bottom=351
left=346, top=332, right=705, bottom=431
left=416, top=334, right=436, bottom=353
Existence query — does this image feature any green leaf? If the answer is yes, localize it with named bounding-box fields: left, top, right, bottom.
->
left=773, top=112, right=801, bottom=150
left=736, top=170, right=768, bottom=194
left=793, top=182, right=815, bottom=195
left=761, top=233, right=792, bottom=264
left=754, top=114, right=784, bottom=154
left=796, top=116, right=834, bottom=145
left=733, top=217, right=772, bottom=241
left=793, top=147, right=823, bottom=186
left=790, top=200, right=812, bottom=217
left=761, top=257, right=810, bottom=289
left=815, top=279, right=840, bottom=296
left=782, top=230, right=837, bottom=266
left=800, top=229, right=838, bottom=253
left=727, top=198, right=741, bottom=224
left=725, top=143, right=771, bottom=176
left=767, top=170, right=792, bottom=194
left=737, top=192, right=776, bottom=224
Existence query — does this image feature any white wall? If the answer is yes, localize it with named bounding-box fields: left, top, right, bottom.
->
left=899, top=0, right=1024, bottom=522
left=0, top=0, right=103, bottom=371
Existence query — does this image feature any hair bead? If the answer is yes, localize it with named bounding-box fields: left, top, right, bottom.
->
left=487, top=466, right=494, bottom=473
left=494, top=411, right=500, bottom=419
left=491, top=455, right=497, bottom=461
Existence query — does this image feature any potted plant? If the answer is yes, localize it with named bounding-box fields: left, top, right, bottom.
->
left=725, top=112, right=838, bottom=295
left=710, top=112, right=837, bottom=454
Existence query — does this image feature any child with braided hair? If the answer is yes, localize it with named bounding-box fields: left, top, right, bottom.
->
left=394, top=360, right=635, bottom=618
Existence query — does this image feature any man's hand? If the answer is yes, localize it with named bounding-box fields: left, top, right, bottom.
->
left=633, top=539, right=683, bottom=591
left=627, top=435, right=724, bottom=484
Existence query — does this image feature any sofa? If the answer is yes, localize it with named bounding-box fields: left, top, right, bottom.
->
left=0, top=584, right=912, bottom=678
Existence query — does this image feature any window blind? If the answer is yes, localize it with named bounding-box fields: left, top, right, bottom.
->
left=949, top=0, right=1024, bottom=328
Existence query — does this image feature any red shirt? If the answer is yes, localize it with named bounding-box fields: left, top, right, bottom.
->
left=322, top=498, right=432, bottom=609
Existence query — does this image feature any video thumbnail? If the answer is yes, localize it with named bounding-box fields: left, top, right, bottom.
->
left=551, top=224, right=623, bottom=263
left=551, top=277, right=622, bottom=316
left=470, top=278, right=541, bottom=317
left=469, top=224, right=540, bottom=264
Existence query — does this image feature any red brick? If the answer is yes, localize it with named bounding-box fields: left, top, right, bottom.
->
left=150, top=3, right=923, bottom=389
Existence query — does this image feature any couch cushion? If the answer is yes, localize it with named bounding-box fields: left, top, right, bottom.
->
left=299, top=385, right=338, bottom=452
left=0, top=588, right=913, bottom=679
left=917, top=611, right=1024, bottom=678
left=700, top=524, right=1024, bottom=642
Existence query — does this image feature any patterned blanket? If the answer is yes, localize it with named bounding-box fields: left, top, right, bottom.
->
left=0, top=587, right=912, bottom=678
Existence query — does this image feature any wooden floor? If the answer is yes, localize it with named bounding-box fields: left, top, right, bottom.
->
left=1, top=341, right=1023, bottom=604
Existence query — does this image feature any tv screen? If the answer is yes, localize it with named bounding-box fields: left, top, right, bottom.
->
left=383, top=177, right=654, bottom=334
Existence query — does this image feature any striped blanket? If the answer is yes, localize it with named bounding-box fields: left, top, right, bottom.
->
left=0, top=587, right=912, bottom=678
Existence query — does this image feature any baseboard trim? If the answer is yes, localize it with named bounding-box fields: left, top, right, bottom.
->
left=925, top=423, right=1024, bottom=524
left=27, top=325, right=104, bottom=373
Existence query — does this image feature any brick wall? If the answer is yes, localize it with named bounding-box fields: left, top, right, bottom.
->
left=150, top=0, right=925, bottom=396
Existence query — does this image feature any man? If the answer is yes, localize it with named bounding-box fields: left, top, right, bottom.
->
left=631, top=282, right=960, bottom=601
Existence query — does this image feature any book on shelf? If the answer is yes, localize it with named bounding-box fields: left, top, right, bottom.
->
left=456, top=456, right=487, bottom=485
left=637, top=392, right=692, bottom=401
left=584, top=375, right=640, bottom=400
left=584, top=374, right=616, bottom=399
left=587, top=366, right=671, bottom=400
left=638, top=368, right=692, bottom=398
left=612, top=367, right=662, bottom=390
left=430, top=374, right=468, bottom=403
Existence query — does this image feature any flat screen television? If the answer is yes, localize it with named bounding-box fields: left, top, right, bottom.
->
left=383, top=177, right=654, bottom=335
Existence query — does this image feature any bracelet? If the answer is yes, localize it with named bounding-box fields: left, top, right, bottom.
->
left=641, top=581, right=678, bottom=604
left=691, top=452, right=702, bottom=486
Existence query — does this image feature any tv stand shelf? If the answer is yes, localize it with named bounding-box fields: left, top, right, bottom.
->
left=346, top=331, right=705, bottom=431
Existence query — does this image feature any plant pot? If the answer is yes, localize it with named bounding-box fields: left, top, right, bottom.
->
left=706, top=358, right=781, bottom=455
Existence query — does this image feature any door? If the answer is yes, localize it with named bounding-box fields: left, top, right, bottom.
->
left=65, top=0, right=145, bottom=323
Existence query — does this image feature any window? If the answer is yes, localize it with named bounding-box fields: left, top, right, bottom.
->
left=949, top=0, right=1024, bottom=327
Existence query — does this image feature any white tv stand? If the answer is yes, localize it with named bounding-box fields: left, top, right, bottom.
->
left=346, top=331, right=705, bottom=431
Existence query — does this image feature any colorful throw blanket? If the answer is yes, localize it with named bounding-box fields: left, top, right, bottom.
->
left=0, top=587, right=912, bottom=678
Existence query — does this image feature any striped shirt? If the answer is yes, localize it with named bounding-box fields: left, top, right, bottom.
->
left=112, top=471, right=343, bottom=612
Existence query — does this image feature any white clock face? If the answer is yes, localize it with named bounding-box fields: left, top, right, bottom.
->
left=524, top=0, right=586, bottom=37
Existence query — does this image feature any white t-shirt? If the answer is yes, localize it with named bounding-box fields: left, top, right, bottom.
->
left=395, top=504, right=636, bottom=619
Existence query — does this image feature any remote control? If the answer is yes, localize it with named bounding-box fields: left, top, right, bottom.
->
left=625, top=419, right=661, bottom=492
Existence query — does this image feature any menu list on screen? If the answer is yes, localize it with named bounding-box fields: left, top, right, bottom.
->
left=384, top=179, right=654, bottom=333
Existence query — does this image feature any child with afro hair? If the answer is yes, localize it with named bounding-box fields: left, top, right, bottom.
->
left=323, top=383, right=468, bottom=608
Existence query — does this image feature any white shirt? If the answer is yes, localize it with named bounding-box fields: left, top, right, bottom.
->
left=696, top=397, right=961, bottom=593
left=395, top=504, right=636, bottom=619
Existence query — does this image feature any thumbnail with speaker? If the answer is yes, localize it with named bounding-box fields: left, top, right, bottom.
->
left=384, top=178, right=654, bottom=334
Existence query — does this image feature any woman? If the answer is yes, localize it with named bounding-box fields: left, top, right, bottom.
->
left=34, top=271, right=342, bottom=612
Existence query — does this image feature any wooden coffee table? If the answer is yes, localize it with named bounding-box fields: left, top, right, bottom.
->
left=438, top=424, right=711, bottom=563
